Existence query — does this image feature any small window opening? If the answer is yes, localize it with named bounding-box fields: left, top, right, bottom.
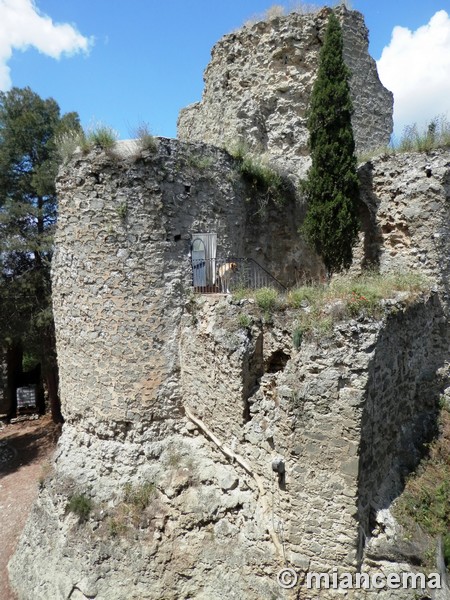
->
left=266, top=350, right=290, bottom=373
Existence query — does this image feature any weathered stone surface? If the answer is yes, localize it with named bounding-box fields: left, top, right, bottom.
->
left=9, top=145, right=450, bottom=600
left=5, top=2, right=450, bottom=595
left=178, top=6, right=393, bottom=177
left=357, top=149, right=450, bottom=301
left=11, top=288, right=446, bottom=599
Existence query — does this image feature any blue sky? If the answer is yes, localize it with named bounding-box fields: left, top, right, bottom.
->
left=2, top=0, right=450, bottom=142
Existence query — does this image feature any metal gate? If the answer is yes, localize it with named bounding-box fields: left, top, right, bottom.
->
left=192, top=256, right=286, bottom=294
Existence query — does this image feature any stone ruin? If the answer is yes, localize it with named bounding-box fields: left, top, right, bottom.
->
left=178, top=5, right=393, bottom=176
left=8, top=6, right=450, bottom=600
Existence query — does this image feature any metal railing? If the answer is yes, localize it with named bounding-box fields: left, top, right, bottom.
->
left=192, top=257, right=286, bottom=294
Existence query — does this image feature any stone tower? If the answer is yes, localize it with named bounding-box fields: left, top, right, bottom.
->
left=178, top=6, right=393, bottom=175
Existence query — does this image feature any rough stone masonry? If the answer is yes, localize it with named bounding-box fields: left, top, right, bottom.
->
left=8, top=7, right=450, bottom=600
left=9, top=140, right=450, bottom=599
left=178, top=5, right=393, bottom=176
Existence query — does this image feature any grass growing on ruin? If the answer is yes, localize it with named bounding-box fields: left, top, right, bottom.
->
left=243, top=2, right=324, bottom=27
left=186, top=152, right=214, bottom=171
left=242, top=2, right=353, bottom=28
left=67, top=493, right=93, bottom=523
left=237, top=313, right=252, bottom=328
left=116, top=202, right=128, bottom=220
left=54, top=122, right=118, bottom=160
left=123, top=481, right=156, bottom=510
left=107, top=480, right=158, bottom=538
left=290, top=271, right=430, bottom=336
left=255, top=287, right=280, bottom=312
left=227, top=141, right=289, bottom=210
left=359, top=115, right=450, bottom=162
left=397, top=115, right=450, bottom=153
left=133, top=122, right=158, bottom=153
left=85, top=124, right=118, bottom=150
left=55, top=129, right=86, bottom=164
left=233, top=271, right=430, bottom=339
left=393, top=408, right=450, bottom=568
left=239, top=155, right=288, bottom=209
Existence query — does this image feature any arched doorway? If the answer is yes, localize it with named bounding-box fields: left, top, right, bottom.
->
left=191, top=237, right=207, bottom=287
left=191, top=233, right=217, bottom=290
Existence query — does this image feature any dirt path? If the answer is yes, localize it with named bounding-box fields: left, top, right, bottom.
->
left=0, top=415, right=60, bottom=600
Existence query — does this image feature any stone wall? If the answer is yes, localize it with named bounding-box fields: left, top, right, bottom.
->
left=180, top=292, right=446, bottom=597
left=357, top=296, right=447, bottom=543
left=50, top=136, right=321, bottom=428
left=10, top=291, right=446, bottom=600
left=178, top=6, right=393, bottom=176
left=9, top=144, right=450, bottom=600
left=357, top=149, right=450, bottom=298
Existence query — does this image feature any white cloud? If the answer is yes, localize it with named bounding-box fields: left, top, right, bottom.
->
left=0, top=0, right=92, bottom=90
left=377, top=10, right=450, bottom=139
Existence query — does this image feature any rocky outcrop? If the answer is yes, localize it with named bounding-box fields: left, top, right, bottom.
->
left=178, top=6, right=393, bottom=176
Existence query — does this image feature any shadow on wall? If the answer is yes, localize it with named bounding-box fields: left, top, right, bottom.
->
left=242, top=175, right=325, bottom=286
left=356, top=294, right=449, bottom=565
left=357, top=162, right=383, bottom=270
left=437, top=167, right=450, bottom=302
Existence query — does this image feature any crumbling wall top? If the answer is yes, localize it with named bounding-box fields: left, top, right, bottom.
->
left=178, top=6, right=393, bottom=175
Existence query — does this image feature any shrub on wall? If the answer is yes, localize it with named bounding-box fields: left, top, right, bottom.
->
left=227, top=142, right=291, bottom=212
left=86, top=124, right=118, bottom=150
left=254, top=287, right=280, bottom=312
left=68, top=493, right=93, bottom=522
left=134, top=122, right=158, bottom=153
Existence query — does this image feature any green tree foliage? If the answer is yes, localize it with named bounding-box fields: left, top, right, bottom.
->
left=0, top=86, right=81, bottom=422
left=302, top=12, right=360, bottom=275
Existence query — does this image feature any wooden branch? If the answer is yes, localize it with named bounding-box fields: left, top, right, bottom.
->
left=184, top=405, right=284, bottom=559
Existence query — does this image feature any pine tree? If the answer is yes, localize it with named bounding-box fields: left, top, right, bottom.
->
left=0, top=87, right=81, bottom=422
left=302, top=11, right=360, bottom=275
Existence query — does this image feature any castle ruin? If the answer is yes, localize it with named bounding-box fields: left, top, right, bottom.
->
left=8, top=6, right=450, bottom=600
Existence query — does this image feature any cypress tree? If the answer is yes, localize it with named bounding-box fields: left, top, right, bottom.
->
left=302, top=11, right=360, bottom=275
